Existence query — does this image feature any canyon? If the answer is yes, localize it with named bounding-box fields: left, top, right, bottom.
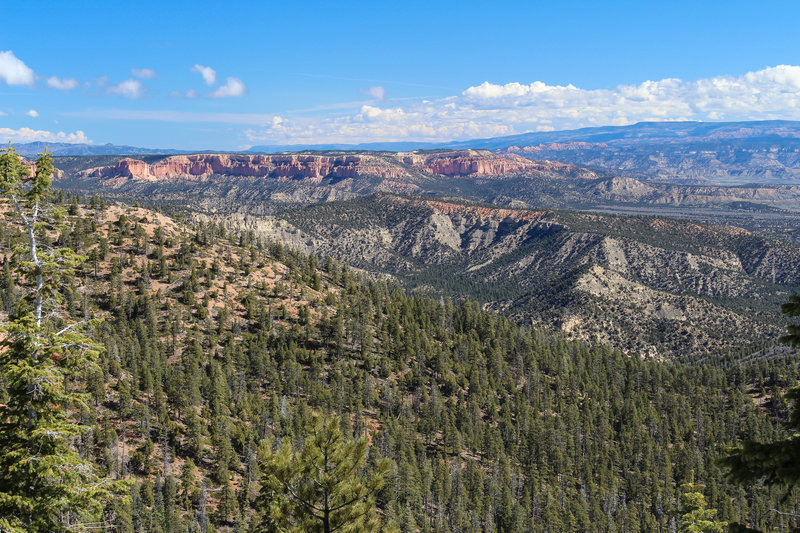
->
left=212, top=193, right=800, bottom=358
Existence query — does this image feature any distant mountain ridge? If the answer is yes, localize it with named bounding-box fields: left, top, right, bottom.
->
left=18, top=120, right=800, bottom=185
left=54, top=149, right=800, bottom=217
left=11, top=141, right=190, bottom=157
left=247, top=120, right=800, bottom=151
left=446, top=120, right=800, bottom=149
left=15, top=119, right=800, bottom=155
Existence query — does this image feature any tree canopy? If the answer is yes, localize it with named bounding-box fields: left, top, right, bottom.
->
left=257, top=413, right=391, bottom=533
left=0, top=145, right=111, bottom=532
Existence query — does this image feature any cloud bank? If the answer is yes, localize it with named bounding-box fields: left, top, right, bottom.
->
left=244, top=65, right=800, bottom=143
left=0, top=127, right=90, bottom=144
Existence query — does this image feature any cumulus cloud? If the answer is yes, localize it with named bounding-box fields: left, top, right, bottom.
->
left=25, top=109, right=39, bottom=118
left=192, top=64, right=216, bottom=85
left=360, top=86, right=386, bottom=101
left=459, top=65, right=800, bottom=127
left=46, top=76, right=79, bottom=90
left=245, top=64, right=800, bottom=143
left=0, top=127, right=90, bottom=144
left=131, top=68, right=157, bottom=79
left=0, top=51, right=35, bottom=86
left=210, top=77, right=246, bottom=98
left=67, top=64, right=800, bottom=144
left=107, top=79, right=144, bottom=99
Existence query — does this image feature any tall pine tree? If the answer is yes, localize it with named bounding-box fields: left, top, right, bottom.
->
left=0, top=145, right=111, bottom=532
left=256, top=413, right=391, bottom=533
left=677, top=473, right=726, bottom=533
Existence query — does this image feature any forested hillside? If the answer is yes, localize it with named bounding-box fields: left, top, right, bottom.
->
left=226, top=194, right=800, bottom=360
left=0, top=188, right=798, bottom=531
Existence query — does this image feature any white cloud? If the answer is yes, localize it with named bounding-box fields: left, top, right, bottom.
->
left=0, top=111, right=7, bottom=116
left=361, top=86, right=386, bottom=101
left=25, top=109, right=39, bottom=118
left=131, top=68, right=157, bottom=79
left=210, top=77, right=246, bottom=98
left=46, top=76, right=79, bottom=90
left=457, top=65, right=800, bottom=127
left=192, top=64, right=216, bottom=85
left=107, top=79, right=144, bottom=99
left=0, top=127, right=90, bottom=144
left=0, top=51, right=35, bottom=86
left=67, top=65, right=800, bottom=144
left=240, top=65, right=800, bottom=143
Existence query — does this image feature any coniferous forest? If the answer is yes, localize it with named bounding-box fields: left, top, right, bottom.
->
left=1, top=148, right=800, bottom=532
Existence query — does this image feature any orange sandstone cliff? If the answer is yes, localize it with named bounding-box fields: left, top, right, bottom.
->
left=75, top=150, right=549, bottom=183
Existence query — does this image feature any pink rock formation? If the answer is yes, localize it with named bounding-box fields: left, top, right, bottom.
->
left=78, top=154, right=407, bottom=183
left=401, top=150, right=539, bottom=176
left=76, top=150, right=546, bottom=184
left=22, top=157, right=64, bottom=180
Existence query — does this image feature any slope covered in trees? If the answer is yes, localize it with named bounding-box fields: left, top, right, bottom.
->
left=224, top=194, right=800, bottom=360
left=0, top=185, right=798, bottom=531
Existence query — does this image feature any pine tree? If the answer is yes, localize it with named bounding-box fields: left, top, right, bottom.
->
left=720, top=296, right=800, bottom=532
left=256, top=413, right=390, bottom=533
left=0, top=145, right=111, bottom=532
left=677, top=473, right=726, bottom=533
left=780, top=294, right=800, bottom=347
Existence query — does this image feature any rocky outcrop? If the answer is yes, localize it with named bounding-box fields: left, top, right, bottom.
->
left=400, top=150, right=541, bottom=176
left=21, top=157, right=64, bottom=180
left=262, top=194, right=800, bottom=359
left=423, top=200, right=549, bottom=222
left=77, top=153, right=408, bottom=183
left=75, top=151, right=545, bottom=184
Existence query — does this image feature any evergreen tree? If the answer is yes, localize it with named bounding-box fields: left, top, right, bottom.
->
left=721, top=297, right=800, bottom=532
left=677, top=474, right=726, bottom=533
left=780, top=294, right=800, bottom=347
left=257, top=413, right=390, bottom=533
left=0, top=145, right=112, bottom=531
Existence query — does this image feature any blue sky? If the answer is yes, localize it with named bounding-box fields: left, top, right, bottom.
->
left=2, top=0, right=800, bottom=150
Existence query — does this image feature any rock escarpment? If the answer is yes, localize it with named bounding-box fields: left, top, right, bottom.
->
left=400, top=150, right=541, bottom=176
left=76, top=150, right=545, bottom=183
left=77, top=153, right=407, bottom=183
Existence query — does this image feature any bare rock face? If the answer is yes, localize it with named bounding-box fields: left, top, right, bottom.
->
left=422, top=199, right=549, bottom=222
left=21, top=157, right=64, bottom=180
left=77, top=153, right=409, bottom=183
left=400, top=150, right=541, bottom=176
left=75, top=150, right=547, bottom=184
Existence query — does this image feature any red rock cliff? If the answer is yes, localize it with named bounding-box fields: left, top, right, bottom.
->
left=78, top=154, right=407, bottom=183
left=400, top=150, right=539, bottom=176
left=76, top=151, right=544, bottom=183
